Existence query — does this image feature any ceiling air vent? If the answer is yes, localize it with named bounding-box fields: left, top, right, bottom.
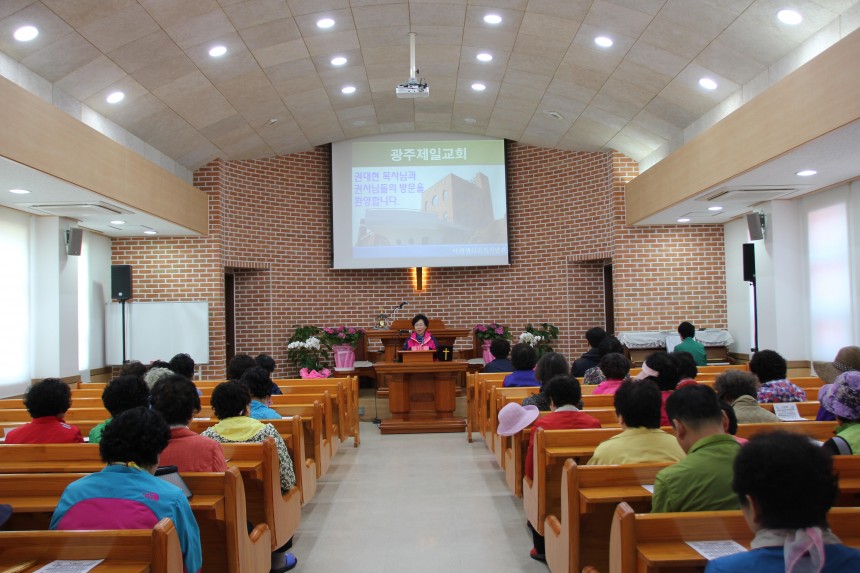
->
left=26, top=201, right=133, bottom=219
left=699, top=186, right=799, bottom=203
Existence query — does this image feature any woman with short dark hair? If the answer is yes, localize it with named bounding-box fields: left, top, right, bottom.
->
left=5, top=378, right=83, bottom=444
left=503, top=343, right=539, bottom=388
left=522, top=352, right=570, bottom=410
left=402, top=314, right=437, bottom=351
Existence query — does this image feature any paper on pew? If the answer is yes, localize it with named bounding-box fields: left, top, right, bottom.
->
left=773, top=403, right=805, bottom=421
left=33, top=560, right=103, bottom=573
left=687, top=541, right=747, bottom=560
left=641, top=484, right=655, bottom=493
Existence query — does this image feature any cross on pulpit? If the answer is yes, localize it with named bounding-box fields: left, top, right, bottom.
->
left=442, top=348, right=450, bottom=360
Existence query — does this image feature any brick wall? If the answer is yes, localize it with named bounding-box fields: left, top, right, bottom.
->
left=111, top=143, right=726, bottom=379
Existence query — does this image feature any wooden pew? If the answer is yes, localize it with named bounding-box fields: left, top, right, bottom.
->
left=735, top=420, right=836, bottom=441
left=0, top=518, right=183, bottom=573
left=0, top=467, right=271, bottom=573
left=545, top=459, right=672, bottom=573
left=758, top=400, right=821, bottom=418
left=609, top=503, right=860, bottom=573
left=0, top=407, right=109, bottom=424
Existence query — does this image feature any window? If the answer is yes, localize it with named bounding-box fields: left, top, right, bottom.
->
left=0, top=208, right=30, bottom=393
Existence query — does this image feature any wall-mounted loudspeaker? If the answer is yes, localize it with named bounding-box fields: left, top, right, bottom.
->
left=65, top=228, right=83, bottom=256
left=746, top=212, right=765, bottom=240
left=111, top=265, right=133, bottom=301
left=742, top=243, right=756, bottom=283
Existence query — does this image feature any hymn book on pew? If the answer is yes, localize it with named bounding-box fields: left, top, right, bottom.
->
left=686, top=540, right=747, bottom=560
left=32, top=561, right=103, bottom=573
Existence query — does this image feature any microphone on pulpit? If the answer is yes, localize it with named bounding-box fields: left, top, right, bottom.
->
left=396, top=301, right=408, bottom=310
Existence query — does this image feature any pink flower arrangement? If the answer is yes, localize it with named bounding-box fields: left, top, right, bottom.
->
left=322, top=326, right=366, bottom=348
left=300, top=367, right=331, bottom=379
left=473, top=322, right=511, bottom=341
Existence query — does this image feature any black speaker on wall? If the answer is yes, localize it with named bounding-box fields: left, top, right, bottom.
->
left=111, top=265, right=133, bottom=301
left=742, top=243, right=756, bottom=283
left=65, top=228, right=83, bottom=256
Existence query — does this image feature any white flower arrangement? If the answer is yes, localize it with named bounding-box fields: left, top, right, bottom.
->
left=288, top=336, right=321, bottom=350
left=519, top=332, right=543, bottom=347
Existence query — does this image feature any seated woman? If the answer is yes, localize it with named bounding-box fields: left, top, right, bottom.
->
left=241, top=367, right=281, bottom=420
left=750, top=349, right=807, bottom=403
left=582, top=335, right=623, bottom=385
left=88, top=374, right=150, bottom=444
left=151, top=374, right=228, bottom=472
left=5, top=378, right=84, bottom=444
left=201, top=381, right=298, bottom=572
left=593, top=352, right=632, bottom=395
left=402, top=314, right=437, bottom=351
left=634, top=352, right=681, bottom=426
left=502, top=343, right=539, bottom=388
left=706, top=431, right=860, bottom=572
left=522, top=352, right=570, bottom=410
left=50, top=407, right=202, bottom=573
left=821, top=371, right=860, bottom=455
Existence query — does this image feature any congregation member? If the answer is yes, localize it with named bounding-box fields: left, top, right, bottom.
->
left=813, top=345, right=860, bottom=384
left=144, top=366, right=173, bottom=389
left=651, top=384, right=741, bottom=513
left=119, top=360, right=148, bottom=378
left=227, top=353, right=257, bottom=381
left=483, top=338, right=514, bottom=373
left=50, top=407, right=202, bottom=573
left=502, top=343, right=539, bottom=388
left=201, top=381, right=298, bottom=571
left=495, top=402, right=539, bottom=437
left=88, top=374, right=151, bottom=444
left=241, top=367, right=281, bottom=420
left=402, top=314, right=437, bottom=351
left=706, top=431, right=860, bottom=573
left=522, top=352, right=570, bottom=410
left=592, top=352, right=631, bottom=395
left=168, top=352, right=196, bottom=380
left=525, top=375, right=600, bottom=562
left=821, top=371, right=860, bottom=455
left=634, top=352, right=681, bottom=426
left=571, top=326, right=607, bottom=376
left=4, top=378, right=83, bottom=444
left=588, top=380, right=684, bottom=465
left=672, top=351, right=699, bottom=388
left=583, top=335, right=624, bottom=385
left=255, top=353, right=283, bottom=394
left=673, top=321, right=707, bottom=365
left=150, top=375, right=227, bottom=472
left=750, top=349, right=807, bottom=402
left=720, top=401, right=748, bottom=445
left=714, top=370, right=779, bottom=424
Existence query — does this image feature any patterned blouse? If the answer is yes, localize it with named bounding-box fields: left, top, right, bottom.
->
left=202, top=421, right=296, bottom=493
left=756, top=379, right=807, bottom=403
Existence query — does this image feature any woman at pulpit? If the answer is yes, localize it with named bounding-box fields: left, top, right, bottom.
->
left=402, top=314, right=438, bottom=351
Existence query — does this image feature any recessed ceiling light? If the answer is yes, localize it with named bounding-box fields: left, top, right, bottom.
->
left=698, top=78, right=718, bottom=90
left=341, top=86, right=356, bottom=94
left=777, top=9, right=803, bottom=25
left=708, top=206, right=723, bottom=212
left=106, top=91, right=125, bottom=104
left=471, top=83, right=486, bottom=91
left=14, top=25, right=38, bottom=42
left=464, top=118, right=477, bottom=124
left=317, top=18, right=335, bottom=29
left=144, top=230, right=158, bottom=235
left=331, top=56, right=347, bottom=66
left=353, top=120, right=366, bottom=126
left=9, top=188, right=30, bottom=194
left=209, top=45, right=227, bottom=57
left=484, top=14, right=502, bottom=25
left=796, top=169, right=817, bottom=176
left=677, top=217, right=691, bottom=223
left=594, top=36, right=613, bottom=48
left=476, top=53, right=493, bottom=62
left=110, top=220, right=126, bottom=225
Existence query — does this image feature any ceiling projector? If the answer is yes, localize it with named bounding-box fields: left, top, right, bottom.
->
left=396, top=32, right=429, bottom=98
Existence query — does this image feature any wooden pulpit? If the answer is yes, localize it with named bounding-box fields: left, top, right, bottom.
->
left=365, top=319, right=472, bottom=362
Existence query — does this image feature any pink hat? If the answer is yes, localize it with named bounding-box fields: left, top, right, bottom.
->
left=497, top=402, right=539, bottom=436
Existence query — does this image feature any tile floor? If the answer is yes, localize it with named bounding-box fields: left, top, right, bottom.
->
left=293, top=422, right=548, bottom=572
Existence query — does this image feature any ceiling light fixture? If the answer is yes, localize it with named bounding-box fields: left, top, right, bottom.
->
left=471, top=83, right=486, bottom=91
left=484, top=14, right=502, bottom=25
left=708, top=206, right=723, bottom=212
left=777, top=9, right=803, bottom=25
left=331, top=56, right=347, bottom=66
left=14, top=25, right=38, bottom=42
left=464, top=118, right=477, bottom=124
left=476, top=53, right=492, bottom=62
left=677, top=217, right=691, bottom=223
left=110, top=220, right=126, bottom=225
left=106, top=91, right=125, bottom=104
left=9, top=188, right=30, bottom=194
left=698, top=78, right=718, bottom=90
left=594, top=36, right=613, bottom=48
left=317, top=18, right=335, bottom=29
left=144, top=230, right=158, bottom=235
left=341, top=86, right=356, bottom=94
left=209, top=45, right=227, bottom=57
left=796, top=169, right=817, bottom=176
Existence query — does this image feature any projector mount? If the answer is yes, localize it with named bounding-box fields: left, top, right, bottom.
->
left=396, top=32, right=429, bottom=98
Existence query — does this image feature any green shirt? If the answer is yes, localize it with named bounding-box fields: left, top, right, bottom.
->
left=87, top=419, right=111, bottom=443
left=674, top=337, right=707, bottom=366
left=651, top=433, right=740, bottom=513
left=835, top=422, right=860, bottom=454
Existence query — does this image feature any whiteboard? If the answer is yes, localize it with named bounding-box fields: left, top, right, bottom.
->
left=106, top=301, right=209, bottom=365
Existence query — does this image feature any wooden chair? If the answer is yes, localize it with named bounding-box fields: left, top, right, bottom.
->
left=0, top=517, right=183, bottom=573
left=545, top=459, right=672, bottom=573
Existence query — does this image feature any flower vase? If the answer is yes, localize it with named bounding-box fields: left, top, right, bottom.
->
left=482, top=340, right=494, bottom=364
left=333, top=345, right=356, bottom=371
left=300, top=367, right=332, bottom=379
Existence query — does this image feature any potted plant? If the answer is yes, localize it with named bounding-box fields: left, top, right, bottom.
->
left=474, top=323, right=512, bottom=363
left=286, top=325, right=331, bottom=378
left=519, top=322, right=559, bottom=359
left=321, top=326, right=366, bottom=371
